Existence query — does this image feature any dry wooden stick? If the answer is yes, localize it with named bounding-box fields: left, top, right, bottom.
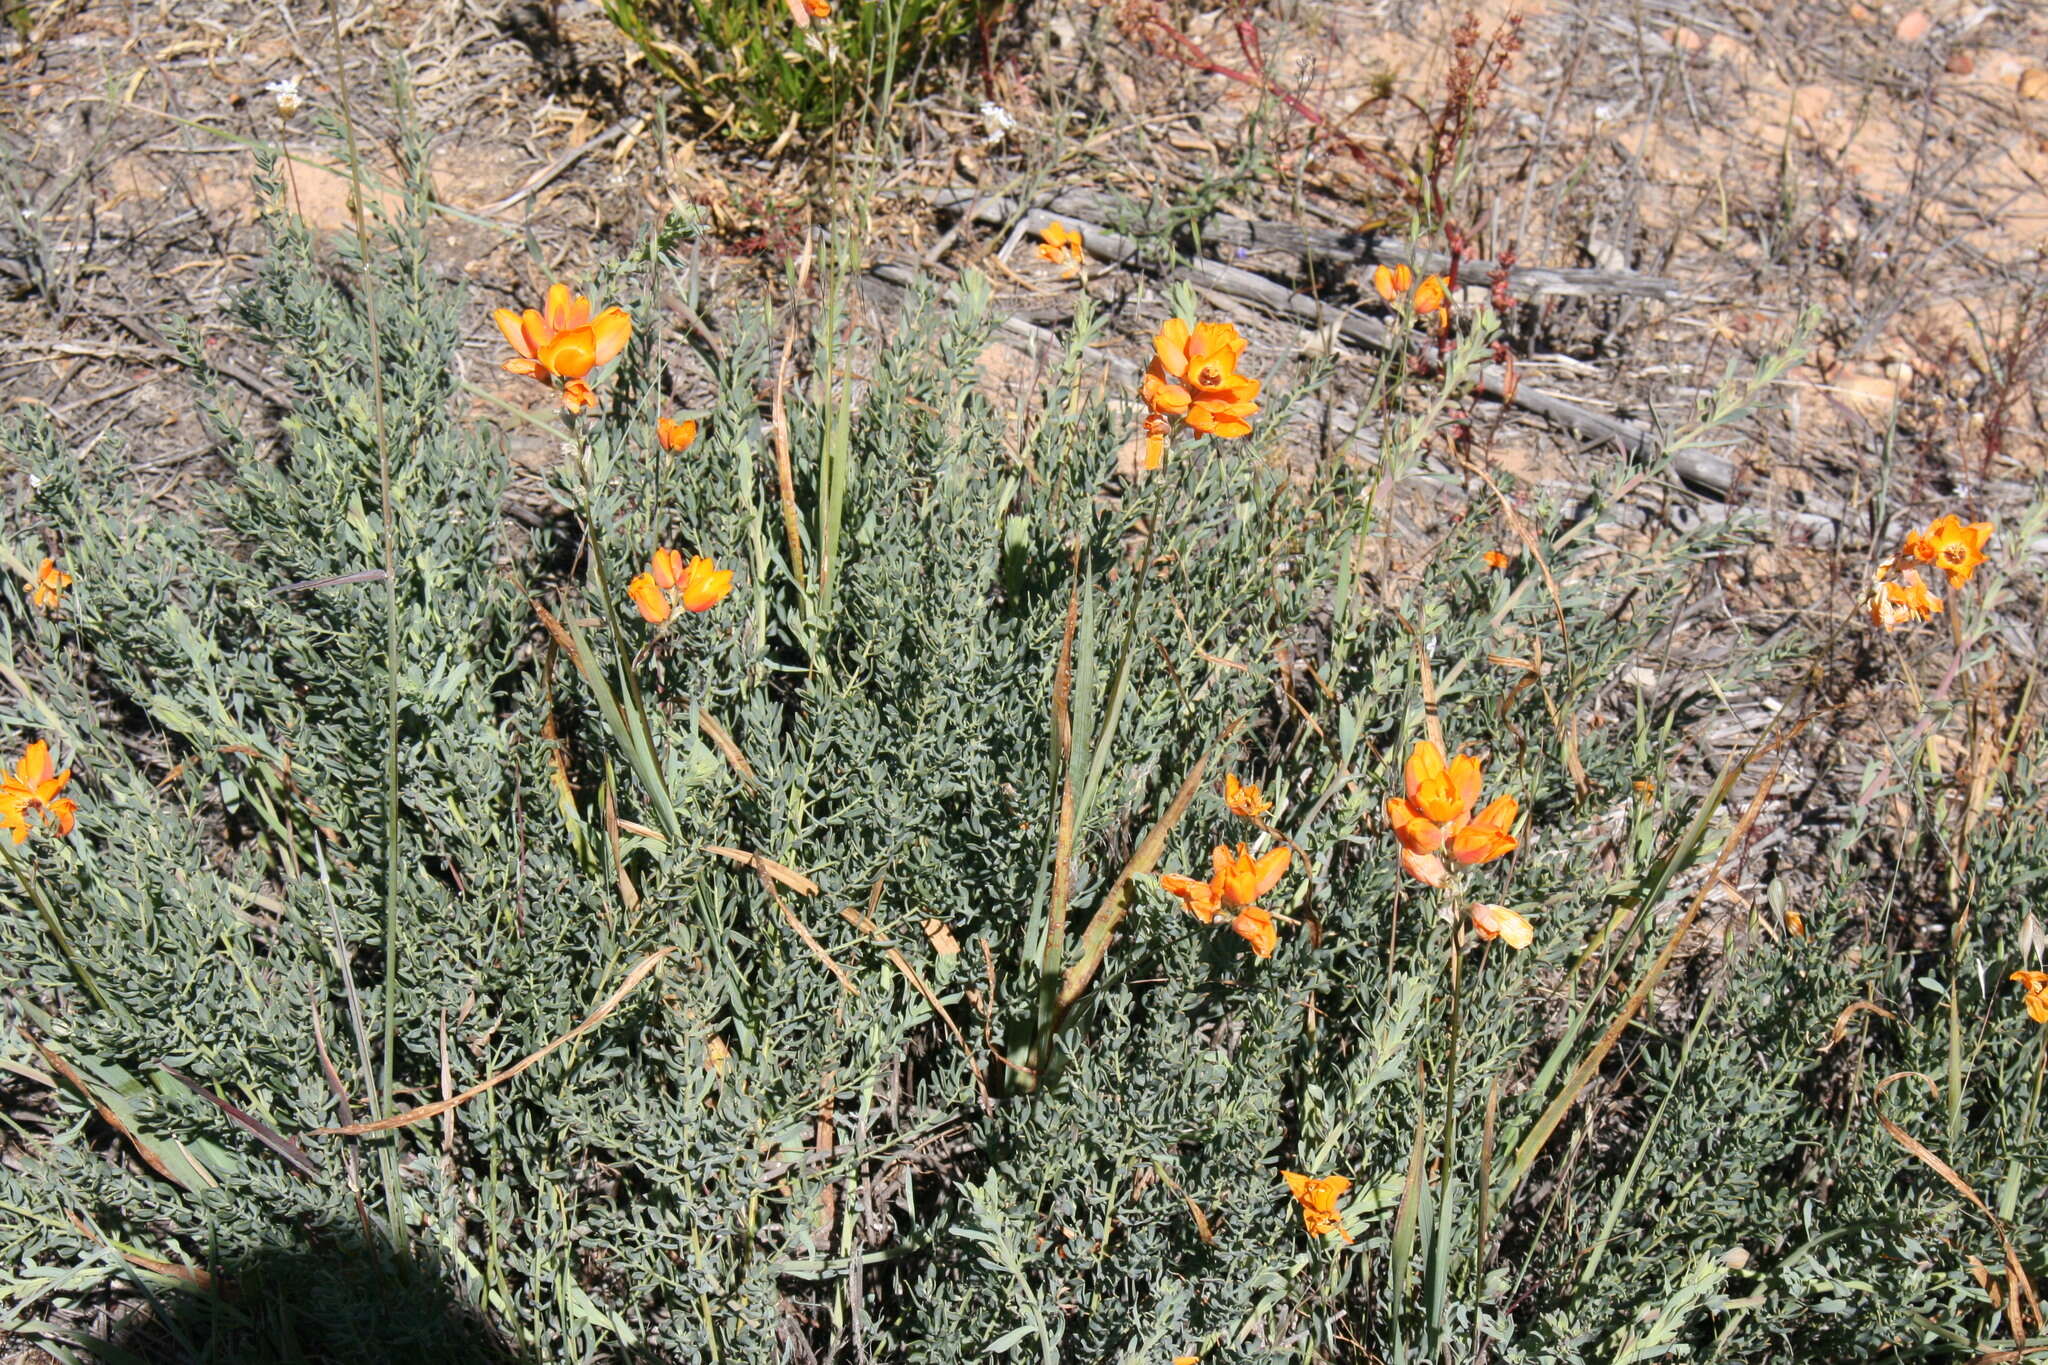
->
left=923, top=187, right=1684, bottom=301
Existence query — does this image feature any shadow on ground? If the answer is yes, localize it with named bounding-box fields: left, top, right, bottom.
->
left=88, top=1235, right=530, bottom=1365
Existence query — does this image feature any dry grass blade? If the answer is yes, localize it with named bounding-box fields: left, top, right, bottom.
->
left=753, top=861, right=857, bottom=995
left=156, top=1062, right=321, bottom=1178
left=1876, top=1071, right=2042, bottom=1347
left=1502, top=762, right=1779, bottom=1198
left=697, top=705, right=761, bottom=789
left=24, top=1032, right=200, bottom=1191
left=309, top=947, right=675, bottom=1137
left=1056, top=720, right=1239, bottom=1012
left=772, top=331, right=808, bottom=585
left=1823, top=1001, right=1899, bottom=1052
left=1040, top=540, right=1086, bottom=986
left=842, top=902, right=991, bottom=1108
left=66, top=1212, right=215, bottom=1291
left=705, top=844, right=820, bottom=895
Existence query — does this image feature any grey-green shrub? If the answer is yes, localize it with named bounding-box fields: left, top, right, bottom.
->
left=1, top=150, right=2041, bottom=1365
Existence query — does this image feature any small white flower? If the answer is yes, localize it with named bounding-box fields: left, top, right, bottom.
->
left=978, top=102, right=1017, bottom=146
left=265, top=76, right=303, bottom=119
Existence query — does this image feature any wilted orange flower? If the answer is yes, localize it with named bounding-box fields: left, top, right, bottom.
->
left=1483, top=550, right=1510, bottom=571
left=629, top=548, right=732, bottom=623
left=657, top=418, right=699, bottom=453
left=1400, top=847, right=1449, bottom=888
left=1450, top=794, right=1519, bottom=866
left=1902, top=514, right=1992, bottom=589
left=1138, top=410, right=1170, bottom=471
left=1225, top=774, right=1272, bottom=820
left=493, top=283, right=631, bottom=412
left=1160, top=872, right=1222, bottom=925
left=2012, top=970, right=2048, bottom=1024
left=1372, top=263, right=1413, bottom=303
left=1387, top=740, right=1517, bottom=884
left=27, top=557, right=70, bottom=612
left=1036, top=222, right=1085, bottom=272
left=1412, top=274, right=1450, bottom=316
left=1211, top=842, right=1289, bottom=908
left=1865, top=563, right=1944, bottom=631
left=1471, top=902, right=1533, bottom=949
left=1229, top=904, right=1278, bottom=958
left=0, top=740, right=77, bottom=843
left=1282, top=1170, right=1353, bottom=1242
left=1143, top=318, right=1260, bottom=440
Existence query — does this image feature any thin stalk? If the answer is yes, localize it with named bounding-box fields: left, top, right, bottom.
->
left=322, top=7, right=406, bottom=1253
left=3, top=843, right=114, bottom=1014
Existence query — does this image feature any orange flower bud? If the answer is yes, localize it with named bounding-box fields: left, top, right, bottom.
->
left=657, top=418, right=699, bottom=453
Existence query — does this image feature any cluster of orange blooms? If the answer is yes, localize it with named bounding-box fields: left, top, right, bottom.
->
left=28, top=558, right=68, bottom=612
left=1372, top=262, right=1450, bottom=326
left=1035, top=221, right=1085, bottom=277
left=1385, top=739, right=1518, bottom=888
left=11, top=561, right=78, bottom=843
left=1864, top=513, right=1993, bottom=630
left=1137, top=317, right=1261, bottom=471
left=628, top=549, right=733, bottom=624
left=1153, top=775, right=1289, bottom=957
left=495, top=283, right=734, bottom=629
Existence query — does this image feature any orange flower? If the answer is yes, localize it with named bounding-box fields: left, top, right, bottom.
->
left=1160, top=872, right=1222, bottom=925
left=1225, top=774, right=1271, bottom=820
left=1412, top=274, right=1450, bottom=316
left=1470, top=902, right=1533, bottom=949
left=803, top=0, right=831, bottom=15
left=1389, top=739, right=1516, bottom=884
left=628, top=572, right=670, bottom=624
left=1372, top=263, right=1413, bottom=303
left=1036, top=222, right=1085, bottom=272
left=1865, top=563, right=1944, bottom=631
left=1450, top=794, right=1519, bottom=865
left=0, top=740, right=77, bottom=842
left=27, top=557, right=70, bottom=612
left=1282, top=1171, right=1353, bottom=1242
left=678, top=556, right=734, bottom=613
left=1143, top=317, right=1261, bottom=439
left=1229, top=904, right=1278, bottom=958
left=492, top=283, right=632, bottom=410
left=1483, top=550, right=1510, bottom=571
left=2012, top=970, right=2048, bottom=1024
left=1404, top=740, right=1482, bottom=825
left=657, top=417, right=699, bottom=453
left=1901, top=513, right=1992, bottom=589
left=1174, top=1358, right=1201, bottom=1365
left=630, top=548, right=732, bottom=622
left=1384, top=795, right=1445, bottom=854
left=1211, top=842, right=1289, bottom=908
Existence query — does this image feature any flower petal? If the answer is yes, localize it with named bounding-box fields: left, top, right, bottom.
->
left=590, top=307, right=633, bottom=366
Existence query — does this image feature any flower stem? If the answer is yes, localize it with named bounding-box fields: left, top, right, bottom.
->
left=2, top=843, right=114, bottom=1015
